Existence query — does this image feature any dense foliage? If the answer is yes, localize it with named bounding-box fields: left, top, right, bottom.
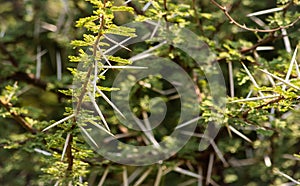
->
left=0, top=0, right=300, bottom=185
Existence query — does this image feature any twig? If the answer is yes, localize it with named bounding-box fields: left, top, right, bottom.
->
left=240, top=33, right=278, bottom=53
left=210, top=0, right=300, bottom=33
left=242, top=96, right=284, bottom=118
left=75, top=2, right=106, bottom=116
left=254, top=96, right=284, bottom=110
left=231, top=94, right=280, bottom=103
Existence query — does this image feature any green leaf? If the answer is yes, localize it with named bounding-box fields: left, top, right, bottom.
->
left=111, top=6, right=134, bottom=14
left=107, top=56, right=132, bottom=64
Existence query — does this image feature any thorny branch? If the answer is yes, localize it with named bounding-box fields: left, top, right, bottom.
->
left=69, top=0, right=107, bottom=173
left=74, top=2, right=106, bottom=116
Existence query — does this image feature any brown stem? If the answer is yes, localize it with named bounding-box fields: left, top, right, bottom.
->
left=163, top=0, right=168, bottom=11
left=66, top=133, right=73, bottom=171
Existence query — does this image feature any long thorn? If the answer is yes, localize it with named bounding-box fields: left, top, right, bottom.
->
left=42, top=114, right=75, bottom=132
left=260, top=69, right=300, bottom=90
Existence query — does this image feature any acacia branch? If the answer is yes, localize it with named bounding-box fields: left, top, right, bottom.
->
left=210, top=0, right=300, bottom=33
left=70, top=0, right=107, bottom=174
left=74, top=11, right=105, bottom=116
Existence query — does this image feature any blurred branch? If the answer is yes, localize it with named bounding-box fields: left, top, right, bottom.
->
left=0, top=98, right=37, bottom=134
left=6, top=71, right=69, bottom=99
left=0, top=42, right=69, bottom=99
left=9, top=71, right=47, bottom=89
left=73, top=0, right=90, bottom=16
left=192, top=0, right=203, bottom=33
left=0, top=43, right=18, bottom=67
